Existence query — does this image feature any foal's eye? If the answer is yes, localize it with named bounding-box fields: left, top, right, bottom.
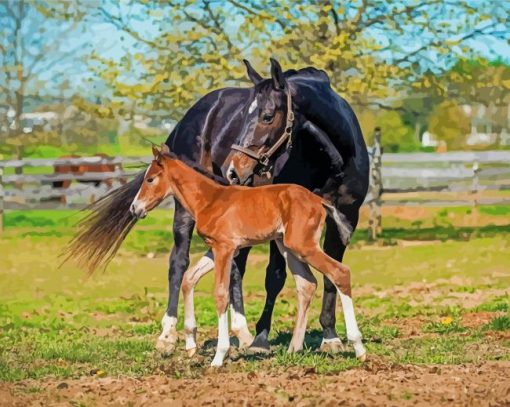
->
left=147, top=177, right=154, bottom=184
left=262, top=113, right=274, bottom=124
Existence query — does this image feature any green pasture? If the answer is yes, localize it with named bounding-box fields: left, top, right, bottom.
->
left=0, top=207, right=509, bottom=381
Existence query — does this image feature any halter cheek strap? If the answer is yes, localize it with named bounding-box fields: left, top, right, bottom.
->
left=231, top=88, right=294, bottom=171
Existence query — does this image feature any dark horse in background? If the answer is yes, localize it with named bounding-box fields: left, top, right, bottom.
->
left=67, top=59, right=369, bottom=356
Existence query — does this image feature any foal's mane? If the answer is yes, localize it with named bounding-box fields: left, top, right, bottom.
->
left=162, top=151, right=230, bottom=186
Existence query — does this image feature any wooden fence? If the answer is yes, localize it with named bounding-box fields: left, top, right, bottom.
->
left=1, top=138, right=510, bottom=236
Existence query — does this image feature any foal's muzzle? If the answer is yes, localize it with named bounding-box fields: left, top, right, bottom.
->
left=130, top=201, right=147, bottom=219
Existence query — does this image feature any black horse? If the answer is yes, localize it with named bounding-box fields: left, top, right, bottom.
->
left=67, top=58, right=369, bottom=355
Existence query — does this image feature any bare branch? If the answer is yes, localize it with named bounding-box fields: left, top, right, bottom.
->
left=97, top=6, right=161, bottom=49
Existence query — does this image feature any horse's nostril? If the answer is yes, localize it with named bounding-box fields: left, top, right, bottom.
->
left=228, top=169, right=240, bottom=184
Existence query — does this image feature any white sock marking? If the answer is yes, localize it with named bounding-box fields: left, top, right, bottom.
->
left=338, top=291, right=365, bottom=358
left=159, top=315, right=177, bottom=341
left=211, top=311, right=230, bottom=367
left=230, top=304, right=248, bottom=333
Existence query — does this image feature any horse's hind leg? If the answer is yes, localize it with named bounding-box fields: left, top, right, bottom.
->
left=320, top=217, right=349, bottom=353
left=249, top=241, right=287, bottom=354
left=229, top=247, right=254, bottom=349
left=301, top=248, right=366, bottom=360
left=275, top=240, right=317, bottom=353
left=182, top=252, right=215, bottom=356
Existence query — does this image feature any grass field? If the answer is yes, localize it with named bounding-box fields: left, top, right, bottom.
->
left=0, top=206, right=509, bottom=404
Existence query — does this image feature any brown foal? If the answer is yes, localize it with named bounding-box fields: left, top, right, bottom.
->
left=130, top=144, right=366, bottom=366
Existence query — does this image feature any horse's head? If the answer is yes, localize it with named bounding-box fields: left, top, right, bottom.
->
left=130, top=144, right=173, bottom=219
left=226, top=58, right=294, bottom=185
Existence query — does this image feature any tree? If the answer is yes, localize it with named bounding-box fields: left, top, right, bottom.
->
left=88, top=1, right=509, bottom=150
left=0, top=0, right=87, bottom=161
left=428, top=100, right=470, bottom=149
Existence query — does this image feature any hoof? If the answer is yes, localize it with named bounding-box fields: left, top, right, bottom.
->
left=319, top=338, right=345, bottom=354
left=246, top=332, right=271, bottom=355
left=357, top=352, right=367, bottom=362
left=245, top=346, right=271, bottom=355
left=210, top=348, right=229, bottom=367
left=287, top=345, right=303, bottom=354
left=235, top=330, right=254, bottom=350
left=210, top=360, right=223, bottom=368
left=156, top=337, right=177, bottom=357
left=187, top=347, right=197, bottom=358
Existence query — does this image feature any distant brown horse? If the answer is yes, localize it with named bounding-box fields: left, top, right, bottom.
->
left=53, top=153, right=126, bottom=204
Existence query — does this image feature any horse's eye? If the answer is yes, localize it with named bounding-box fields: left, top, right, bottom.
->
left=262, top=113, right=274, bottom=124
left=147, top=177, right=154, bottom=184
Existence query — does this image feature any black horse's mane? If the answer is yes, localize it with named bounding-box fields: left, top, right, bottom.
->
left=286, top=66, right=330, bottom=84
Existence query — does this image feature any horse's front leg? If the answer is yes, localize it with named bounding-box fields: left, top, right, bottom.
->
left=249, top=241, right=287, bottom=353
left=211, top=244, right=235, bottom=367
left=229, top=247, right=253, bottom=349
left=156, top=201, right=195, bottom=356
left=182, top=247, right=252, bottom=356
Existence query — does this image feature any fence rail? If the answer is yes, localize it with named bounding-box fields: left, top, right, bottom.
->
left=1, top=139, right=509, bottom=236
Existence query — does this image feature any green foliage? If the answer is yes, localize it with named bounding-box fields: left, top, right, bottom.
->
left=485, top=316, right=510, bottom=331
left=428, top=101, right=471, bottom=150
left=376, top=111, right=419, bottom=152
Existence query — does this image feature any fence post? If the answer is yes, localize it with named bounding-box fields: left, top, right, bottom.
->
left=368, top=127, right=383, bottom=241
left=471, top=160, right=480, bottom=207
left=0, top=165, right=4, bottom=233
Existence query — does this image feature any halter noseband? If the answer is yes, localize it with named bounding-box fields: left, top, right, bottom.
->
left=231, top=88, right=294, bottom=176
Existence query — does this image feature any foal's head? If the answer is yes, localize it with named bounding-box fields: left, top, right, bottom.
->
left=226, top=58, right=294, bottom=186
left=130, top=144, right=173, bottom=219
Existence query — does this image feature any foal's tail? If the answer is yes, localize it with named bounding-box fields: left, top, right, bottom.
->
left=322, top=202, right=353, bottom=246
left=61, top=171, right=145, bottom=274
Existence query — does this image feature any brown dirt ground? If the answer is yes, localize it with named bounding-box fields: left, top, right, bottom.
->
left=1, top=361, right=509, bottom=407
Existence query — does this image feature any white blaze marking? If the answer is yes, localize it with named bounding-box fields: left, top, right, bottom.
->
left=131, top=166, right=150, bottom=212
left=248, top=99, right=258, bottom=114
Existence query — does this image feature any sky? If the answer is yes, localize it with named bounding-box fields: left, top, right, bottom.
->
left=2, top=0, right=509, bottom=101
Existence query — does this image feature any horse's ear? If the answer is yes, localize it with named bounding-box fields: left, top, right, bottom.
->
left=152, top=144, right=160, bottom=158
left=160, top=143, right=170, bottom=155
left=270, top=57, right=286, bottom=90
left=243, top=59, right=263, bottom=85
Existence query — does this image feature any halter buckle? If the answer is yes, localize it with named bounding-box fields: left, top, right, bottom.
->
left=259, top=154, right=270, bottom=167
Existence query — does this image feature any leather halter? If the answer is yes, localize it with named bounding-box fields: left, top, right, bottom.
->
left=231, top=88, right=294, bottom=172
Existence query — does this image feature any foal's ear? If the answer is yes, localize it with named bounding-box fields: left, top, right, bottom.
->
left=270, top=57, right=286, bottom=90
left=152, top=144, right=160, bottom=158
left=160, top=143, right=170, bottom=156
left=243, top=59, right=263, bottom=85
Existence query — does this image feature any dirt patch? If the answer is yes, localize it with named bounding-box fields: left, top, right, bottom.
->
left=1, top=361, right=509, bottom=407
left=461, top=312, right=501, bottom=329
left=357, top=277, right=509, bottom=309
left=385, top=316, right=430, bottom=338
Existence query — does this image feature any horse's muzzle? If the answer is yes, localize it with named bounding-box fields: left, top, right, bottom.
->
left=130, top=201, right=147, bottom=219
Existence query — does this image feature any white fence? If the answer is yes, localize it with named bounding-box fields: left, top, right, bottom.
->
left=1, top=149, right=510, bottom=233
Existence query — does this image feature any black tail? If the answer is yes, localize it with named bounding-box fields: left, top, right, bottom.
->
left=61, top=171, right=145, bottom=274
